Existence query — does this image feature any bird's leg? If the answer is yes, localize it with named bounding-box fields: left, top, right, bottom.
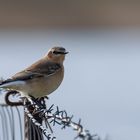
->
left=28, top=95, right=43, bottom=108
left=44, top=96, right=49, bottom=100
left=27, top=95, right=47, bottom=116
left=37, top=97, right=48, bottom=109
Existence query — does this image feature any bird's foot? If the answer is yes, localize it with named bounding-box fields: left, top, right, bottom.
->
left=29, top=95, right=47, bottom=110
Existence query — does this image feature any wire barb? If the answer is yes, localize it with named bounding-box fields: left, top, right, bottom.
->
left=23, top=97, right=98, bottom=140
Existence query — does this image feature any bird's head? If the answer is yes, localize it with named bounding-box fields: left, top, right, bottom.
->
left=46, top=47, right=68, bottom=63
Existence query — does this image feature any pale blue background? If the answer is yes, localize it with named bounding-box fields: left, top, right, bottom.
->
left=0, top=28, right=140, bottom=140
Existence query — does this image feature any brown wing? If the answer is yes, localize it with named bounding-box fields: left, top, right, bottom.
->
left=11, top=59, right=61, bottom=81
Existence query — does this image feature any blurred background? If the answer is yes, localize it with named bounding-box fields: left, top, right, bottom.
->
left=0, top=0, right=140, bottom=140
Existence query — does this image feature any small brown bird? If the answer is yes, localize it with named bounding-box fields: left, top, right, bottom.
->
left=0, top=47, right=68, bottom=98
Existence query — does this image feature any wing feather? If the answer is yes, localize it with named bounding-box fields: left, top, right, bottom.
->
left=1, top=60, right=61, bottom=85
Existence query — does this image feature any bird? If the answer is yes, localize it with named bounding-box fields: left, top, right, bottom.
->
left=0, top=47, right=68, bottom=99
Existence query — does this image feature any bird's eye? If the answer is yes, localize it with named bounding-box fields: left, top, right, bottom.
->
left=52, top=51, right=59, bottom=55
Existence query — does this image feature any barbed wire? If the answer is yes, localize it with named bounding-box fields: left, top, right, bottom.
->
left=24, top=97, right=98, bottom=140
left=0, top=90, right=99, bottom=140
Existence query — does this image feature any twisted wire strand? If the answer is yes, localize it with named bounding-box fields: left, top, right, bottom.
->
left=24, top=106, right=56, bottom=140
left=0, top=91, right=98, bottom=140
left=24, top=97, right=98, bottom=140
left=30, top=120, right=43, bottom=140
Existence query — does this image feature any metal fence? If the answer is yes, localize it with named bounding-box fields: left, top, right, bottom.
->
left=0, top=90, right=98, bottom=140
left=0, top=91, right=45, bottom=140
left=0, top=91, right=24, bottom=140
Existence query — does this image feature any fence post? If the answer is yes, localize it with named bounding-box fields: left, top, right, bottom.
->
left=24, top=99, right=44, bottom=140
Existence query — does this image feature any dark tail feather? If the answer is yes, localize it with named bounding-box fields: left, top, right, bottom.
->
left=0, top=79, right=14, bottom=85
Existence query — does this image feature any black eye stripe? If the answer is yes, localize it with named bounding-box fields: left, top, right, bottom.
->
left=53, top=51, right=65, bottom=54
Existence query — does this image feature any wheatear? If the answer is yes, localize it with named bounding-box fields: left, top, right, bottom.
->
left=0, top=47, right=68, bottom=98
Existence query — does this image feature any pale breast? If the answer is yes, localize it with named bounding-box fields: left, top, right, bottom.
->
left=25, top=66, right=64, bottom=98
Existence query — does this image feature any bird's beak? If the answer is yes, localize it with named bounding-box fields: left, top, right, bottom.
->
left=64, top=51, right=69, bottom=54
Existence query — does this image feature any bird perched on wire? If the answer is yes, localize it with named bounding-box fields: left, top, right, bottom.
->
left=0, top=47, right=68, bottom=98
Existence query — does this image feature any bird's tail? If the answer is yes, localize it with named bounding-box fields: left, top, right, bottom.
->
left=0, top=77, right=4, bottom=85
left=0, top=79, right=12, bottom=88
left=0, top=79, right=25, bottom=90
left=0, top=78, right=13, bottom=85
